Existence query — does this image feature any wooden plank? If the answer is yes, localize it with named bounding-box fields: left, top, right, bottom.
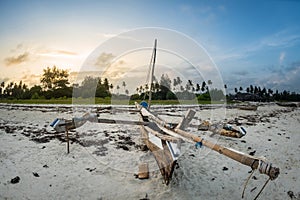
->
left=175, top=109, right=195, bottom=130
left=139, top=117, right=177, bottom=185
left=138, top=163, right=149, bottom=179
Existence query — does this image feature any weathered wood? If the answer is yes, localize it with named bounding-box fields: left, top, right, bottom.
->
left=139, top=114, right=177, bottom=185
left=276, top=102, right=299, bottom=107
left=65, top=129, right=70, bottom=154
left=98, top=118, right=149, bottom=126
left=138, top=163, right=149, bottom=179
left=144, top=124, right=181, bottom=143
left=175, top=109, right=195, bottom=130
left=173, top=128, right=279, bottom=180
left=237, top=105, right=258, bottom=111
left=136, top=102, right=279, bottom=180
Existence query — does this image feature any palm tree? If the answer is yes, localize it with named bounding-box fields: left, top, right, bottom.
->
left=250, top=85, right=254, bottom=93
left=201, top=81, right=206, bottom=93
left=116, top=85, right=120, bottom=94
left=122, top=81, right=126, bottom=94
left=246, top=87, right=250, bottom=93
left=0, top=82, right=4, bottom=96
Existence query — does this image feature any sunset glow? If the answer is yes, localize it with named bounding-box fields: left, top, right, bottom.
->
left=1, top=0, right=300, bottom=92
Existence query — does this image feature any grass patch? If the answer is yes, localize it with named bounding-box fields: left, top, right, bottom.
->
left=0, top=98, right=227, bottom=105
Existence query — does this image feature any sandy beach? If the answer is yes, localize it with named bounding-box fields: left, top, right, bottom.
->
left=0, top=103, right=299, bottom=200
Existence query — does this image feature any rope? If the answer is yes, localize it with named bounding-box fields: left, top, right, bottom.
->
left=258, top=160, right=272, bottom=175
left=242, top=170, right=255, bottom=198
left=254, top=177, right=271, bottom=200
left=242, top=159, right=274, bottom=199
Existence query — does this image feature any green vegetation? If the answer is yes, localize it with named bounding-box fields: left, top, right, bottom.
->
left=0, top=65, right=299, bottom=105
left=0, top=98, right=224, bottom=105
left=231, top=85, right=300, bottom=102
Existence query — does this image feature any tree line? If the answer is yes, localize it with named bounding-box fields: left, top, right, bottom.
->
left=231, top=85, right=300, bottom=102
left=130, top=73, right=225, bottom=101
left=0, top=66, right=299, bottom=102
left=0, top=66, right=113, bottom=100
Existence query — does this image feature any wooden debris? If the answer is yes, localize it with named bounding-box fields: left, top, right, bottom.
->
left=138, top=163, right=149, bottom=179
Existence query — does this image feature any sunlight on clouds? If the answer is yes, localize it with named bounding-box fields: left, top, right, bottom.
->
left=4, top=52, right=30, bottom=66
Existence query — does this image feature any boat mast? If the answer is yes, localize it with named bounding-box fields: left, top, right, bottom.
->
left=148, top=39, right=157, bottom=109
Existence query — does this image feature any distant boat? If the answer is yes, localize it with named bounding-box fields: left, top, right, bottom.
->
left=275, top=102, right=299, bottom=107
left=237, top=104, right=258, bottom=111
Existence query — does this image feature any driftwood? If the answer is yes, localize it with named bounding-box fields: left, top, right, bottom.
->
left=138, top=163, right=149, bottom=179
left=198, top=120, right=246, bottom=138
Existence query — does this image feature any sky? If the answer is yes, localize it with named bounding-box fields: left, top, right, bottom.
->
left=1, top=0, right=300, bottom=94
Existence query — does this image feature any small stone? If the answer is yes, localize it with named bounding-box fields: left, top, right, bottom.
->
left=249, top=150, right=256, bottom=156
left=222, top=167, right=228, bottom=171
left=287, top=191, right=295, bottom=199
left=33, top=172, right=39, bottom=177
left=10, top=176, right=20, bottom=184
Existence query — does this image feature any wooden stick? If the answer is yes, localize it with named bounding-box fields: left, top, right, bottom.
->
left=97, top=118, right=149, bottom=126
left=66, top=129, right=70, bottom=154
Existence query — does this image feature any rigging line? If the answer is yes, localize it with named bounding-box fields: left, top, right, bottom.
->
left=143, top=40, right=156, bottom=101
left=242, top=170, right=255, bottom=198
left=254, top=177, right=271, bottom=200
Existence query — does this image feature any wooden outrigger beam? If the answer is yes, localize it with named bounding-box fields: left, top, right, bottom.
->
left=98, top=118, right=149, bottom=126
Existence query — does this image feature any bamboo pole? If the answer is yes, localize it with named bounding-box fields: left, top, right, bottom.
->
left=97, top=118, right=149, bottom=126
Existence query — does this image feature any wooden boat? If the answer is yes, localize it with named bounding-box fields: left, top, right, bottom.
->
left=50, top=39, right=280, bottom=197
left=132, top=39, right=279, bottom=187
left=236, top=104, right=258, bottom=111
left=276, top=101, right=299, bottom=107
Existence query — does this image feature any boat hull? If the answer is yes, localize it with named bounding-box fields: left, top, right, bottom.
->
left=139, top=118, right=178, bottom=185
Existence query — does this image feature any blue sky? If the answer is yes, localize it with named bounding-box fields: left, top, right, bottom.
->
left=1, top=0, right=300, bottom=93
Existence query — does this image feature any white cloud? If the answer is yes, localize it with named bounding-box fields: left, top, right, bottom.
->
left=279, top=52, right=285, bottom=65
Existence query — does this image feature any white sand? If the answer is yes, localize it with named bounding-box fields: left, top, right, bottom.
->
left=0, top=103, right=299, bottom=199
